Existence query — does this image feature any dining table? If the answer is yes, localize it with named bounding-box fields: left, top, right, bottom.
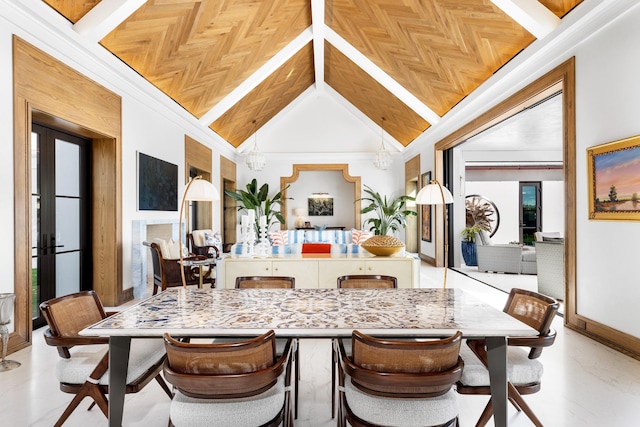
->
left=80, top=287, right=537, bottom=427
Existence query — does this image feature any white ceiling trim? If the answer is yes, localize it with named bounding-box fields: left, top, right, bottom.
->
left=490, top=0, right=560, bottom=39
left=73, top=0, right=146, bottom=43
left=198, top=27, right=314, bottom=126
left=324, top=27, right=441, bottom=126
left=311, top=0, right=325, bottom=91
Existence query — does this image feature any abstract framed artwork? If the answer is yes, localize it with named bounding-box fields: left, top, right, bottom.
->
left=308, top=196, right=334, bottom=216
left=421, top=171, right=432, bottom=241
left=587, top=135, right=640, bottom=220
left=137, top=152, right=178, bottom=211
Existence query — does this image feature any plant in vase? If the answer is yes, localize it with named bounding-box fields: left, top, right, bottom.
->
left=224, top=178, right=290, bottom=235
left=460, top=225, right=480, bottom=267
left=358, top=185, right=416, bottom=255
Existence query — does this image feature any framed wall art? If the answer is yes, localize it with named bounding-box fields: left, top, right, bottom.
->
left=308, top=196, right=334, bottom=216
left=137, top=152, right=178, bottom=211
left=587, top=135, right=640, bottom=220
left=421, top=171, right=432, bottom=241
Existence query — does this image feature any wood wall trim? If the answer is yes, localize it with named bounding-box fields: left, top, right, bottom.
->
left=185, top=136, right=213, bottom=229
left=434, top=57, right=640, bottom=360
left=280, top=164, right=361, bottom=230
left=220, top=155, right=237, bottom=248
left=12, top=36, right=123, bottom=353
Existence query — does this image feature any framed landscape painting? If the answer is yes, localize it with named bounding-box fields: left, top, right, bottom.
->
left=587, top=135, right=640, bottom=221
left=421, top=171, right=432, bottom=241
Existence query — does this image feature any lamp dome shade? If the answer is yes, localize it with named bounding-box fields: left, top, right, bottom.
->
left=183, top=178, right=220, bottom=202
left=415, top=182, right=453, bottom=205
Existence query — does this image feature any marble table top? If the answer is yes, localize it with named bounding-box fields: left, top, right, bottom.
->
left=82, top=288, right=536, bottom=339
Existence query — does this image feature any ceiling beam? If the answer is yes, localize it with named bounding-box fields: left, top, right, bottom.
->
left=311, top=0, right=325, bottom=91
left=73, top=0, right=146, bottom=43
left=490, top=0, right=560, bottom=39
left=325, top=27, right=441, bottom=126
left=199, top=27, right=313, bottom=126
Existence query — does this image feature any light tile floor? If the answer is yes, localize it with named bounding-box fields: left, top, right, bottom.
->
left=2, top=263, right=640, bottom=426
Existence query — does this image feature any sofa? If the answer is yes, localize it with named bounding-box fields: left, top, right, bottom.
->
left=230, top=228, right=375, bottom=256
left=474, top=231, right=537, bottom=274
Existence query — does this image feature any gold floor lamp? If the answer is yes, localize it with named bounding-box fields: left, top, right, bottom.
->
left=179, top=176, right=220, bottom=288
left=415, top=179, right=454, bottom=288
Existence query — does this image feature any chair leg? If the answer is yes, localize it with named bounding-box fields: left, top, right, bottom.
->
left=331, top=339, right=336, bottom=419
left=55, top=383, right=109, bottom=427
left=155, top=373, right=173, bottom=398
left=293, top=340, right=300, bottom=420
left=507, top=382, right=544, bottom=427
left=475, top=399, right=494, bottom=427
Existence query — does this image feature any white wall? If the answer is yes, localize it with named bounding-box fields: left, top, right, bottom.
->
left=574, top=4, right=640, bottom=336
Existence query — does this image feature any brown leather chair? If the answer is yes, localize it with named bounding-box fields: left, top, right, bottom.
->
left=39, top=291, right=172, bottom=427
left=331, top=274, right=398, bottom=417
left=145, top=241, right=209, bottom=295
left=163, top=330, right=293, bottom=427
left=234, top=276, right=299, bottom=419
left=337, top=330, right=463, bottom=427
left=456, top=288, right=559, bottom=427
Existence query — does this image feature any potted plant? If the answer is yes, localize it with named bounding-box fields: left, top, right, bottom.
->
left=357, top=185, right=417, bottom=255
left=460, top=225, right=480, bottom=266
left=224, top=178, right=290, bottom=233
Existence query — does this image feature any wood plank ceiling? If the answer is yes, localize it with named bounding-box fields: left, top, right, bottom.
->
left=42, top=0, right=582, bottom=150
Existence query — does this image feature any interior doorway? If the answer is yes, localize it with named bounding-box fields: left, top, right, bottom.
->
left=30, top=123, right=92, bottom=329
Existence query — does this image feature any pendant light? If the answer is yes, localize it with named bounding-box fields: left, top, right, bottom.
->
left=374, top=117, right=391, bottom=170
left=246, top=120, right=266, bottom=171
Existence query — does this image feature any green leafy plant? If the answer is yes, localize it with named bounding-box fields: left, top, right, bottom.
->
left=461, top=225, right=481, bottom=242
left=358, top=185, right=417, bottom=236
left=224, top=179, right=290, bottom=232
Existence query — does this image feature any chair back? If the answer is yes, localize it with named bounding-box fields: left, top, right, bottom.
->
left=148, top=242, right=164, bottom=287
left=340, top=330, right=463, bottom=398
left=235, top=276, right=295, bottom=289
left=40, top=291, right=106, bottom=338
left=337, top=275, right=397, bottom=289
left=39, top=291, right=108, bottom=358
left=504, top=288, right=559, bottom=358
left=163, top=330, right=290, bottom=399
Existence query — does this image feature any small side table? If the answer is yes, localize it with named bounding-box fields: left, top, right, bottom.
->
left=179, top=258, right=217, bottom=288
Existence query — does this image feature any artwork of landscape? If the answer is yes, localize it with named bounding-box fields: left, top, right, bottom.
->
left=589, top=136, right=640, bottom=220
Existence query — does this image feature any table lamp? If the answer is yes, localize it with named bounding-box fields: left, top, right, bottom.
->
left=294, top=208, right=306, bottom=228
left=415, top=179, right=454, bottom=288
left=179, top=176, right=220, bottom=288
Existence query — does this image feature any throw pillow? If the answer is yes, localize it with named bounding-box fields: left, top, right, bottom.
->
left=351, top=229, right=374, bottom=244
left=268, top=231, right=288, bottom=246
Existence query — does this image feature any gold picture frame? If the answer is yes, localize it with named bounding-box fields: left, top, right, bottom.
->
left=587, top=134, right=640, bottom=220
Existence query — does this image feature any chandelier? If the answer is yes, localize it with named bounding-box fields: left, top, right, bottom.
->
left=373, top=117, right=391, bottom=170
left=246, top=120, right=266, bottom=171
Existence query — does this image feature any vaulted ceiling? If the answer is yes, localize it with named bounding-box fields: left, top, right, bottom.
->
left=42, top=0, right=582, bottom=151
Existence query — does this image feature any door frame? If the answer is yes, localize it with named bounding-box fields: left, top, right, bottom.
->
left=12, top=37, right=123, bottom=353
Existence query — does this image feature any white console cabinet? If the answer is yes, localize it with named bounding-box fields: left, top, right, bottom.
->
left=219, top=254, right=419, bottom=289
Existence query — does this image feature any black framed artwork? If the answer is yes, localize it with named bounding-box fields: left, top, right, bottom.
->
left=137, top=152, right=178, bottom=211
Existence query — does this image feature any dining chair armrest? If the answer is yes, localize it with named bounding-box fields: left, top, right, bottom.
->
left=43, top=328, right=109, bottom=358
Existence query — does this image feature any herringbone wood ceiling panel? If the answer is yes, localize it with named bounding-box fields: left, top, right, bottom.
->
left=326, top=0, right=535, bottom=117
left=212, top=43, right=315, bottom=148
left=42, top=0, right=99, bottom=22
left=325, top=43, right=429, bottom=147
left=539, top=0, right=583, bottom=17
left=100, top=0, right=311, bottom=118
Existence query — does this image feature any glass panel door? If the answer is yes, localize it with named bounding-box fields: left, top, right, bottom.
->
left=520, top=182, right=541, bottom=246
left=31, top=124, right=91, bottom=328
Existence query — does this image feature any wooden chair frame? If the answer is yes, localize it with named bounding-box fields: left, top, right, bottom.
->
left=40, top=291, right=171, bottom=427
left=337, top=330, right=463, bottom=427
left=163, top=330, right=293, bottom=427
left=456, top=288, right=559, bottom=427
left=145, top=241, right=209, bottom=294
left=233, top=275, right=300, bottom=419
left=331, top=275, right=398, bottom=418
